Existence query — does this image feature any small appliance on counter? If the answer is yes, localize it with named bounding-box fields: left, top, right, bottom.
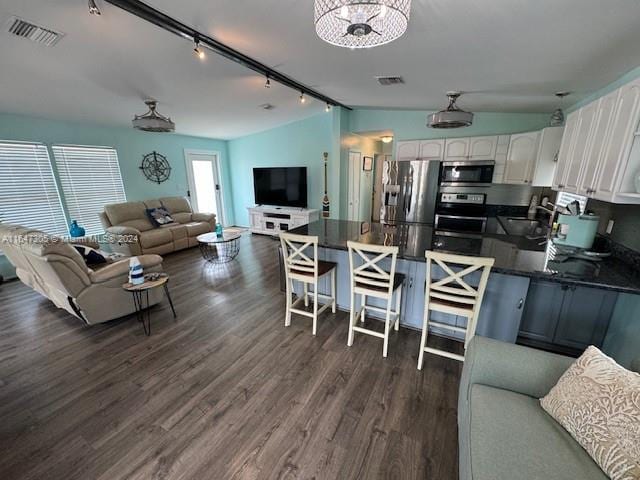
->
left=554, top=214, right=599, bottom=249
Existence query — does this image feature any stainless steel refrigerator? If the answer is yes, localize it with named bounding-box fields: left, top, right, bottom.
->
left=380, top=159, right=440, bottom=225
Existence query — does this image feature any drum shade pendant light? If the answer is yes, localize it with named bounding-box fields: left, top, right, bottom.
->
left=314, top=0, right=412, bottom=49
left=428, top=92, right=474, bottom=129
left=132, top=100, right=175, bottom=133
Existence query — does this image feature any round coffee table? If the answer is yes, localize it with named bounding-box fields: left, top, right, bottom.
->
left=197, top=231, right=241, bottom=264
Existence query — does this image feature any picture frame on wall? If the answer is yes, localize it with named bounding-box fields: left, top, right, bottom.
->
left=362, top=156, right=373, bottom=171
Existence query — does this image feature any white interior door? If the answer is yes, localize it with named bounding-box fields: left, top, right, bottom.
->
left=184, top=149, right=225, bottom=225
left=348, top=151, right=362, bottom=221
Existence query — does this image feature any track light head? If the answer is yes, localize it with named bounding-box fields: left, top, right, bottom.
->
left=265, top=76, right=271, bottom=88
left=325, top=104, right=331, bottom=112
left=88, top=0, right=101, bottom=15
left=300, top=92, right=306, bottom=104
left=193, top=36, right=205, bottom=60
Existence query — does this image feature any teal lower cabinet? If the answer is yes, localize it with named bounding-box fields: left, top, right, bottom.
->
left=518, top=280, right=618, bottom=354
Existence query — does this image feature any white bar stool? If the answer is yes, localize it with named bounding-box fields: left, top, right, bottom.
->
left=280, top=232, right=337, bottom=336
left=418, top=251, right=494, bottom=369
left=347, top=241, right=404, bottom=358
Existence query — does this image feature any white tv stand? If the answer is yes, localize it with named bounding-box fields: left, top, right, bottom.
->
left=247, top=206, right=320, bottom=236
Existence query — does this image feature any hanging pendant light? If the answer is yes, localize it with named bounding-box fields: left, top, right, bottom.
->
left=428, top=92, right=474, bottom=129
left=314, top=1, right=412, bottom=49
left=550, top=91, right=571, bottom=127
left=132, top=100, right=175, bottom=132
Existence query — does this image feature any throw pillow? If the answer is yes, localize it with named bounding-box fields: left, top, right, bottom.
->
left=146, top=207, right=175, bottom=227
left=540, top=346, right=640, bottom=480
left=73, top=245, right=108, bottom=266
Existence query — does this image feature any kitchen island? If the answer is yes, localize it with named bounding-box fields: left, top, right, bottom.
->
left=286, top=219, right=640, bottom=354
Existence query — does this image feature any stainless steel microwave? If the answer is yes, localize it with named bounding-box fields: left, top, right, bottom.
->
left=440, top=161, right=494, bottom=187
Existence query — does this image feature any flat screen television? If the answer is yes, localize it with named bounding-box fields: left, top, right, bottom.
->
left=253, top=167, right=308, bottom=208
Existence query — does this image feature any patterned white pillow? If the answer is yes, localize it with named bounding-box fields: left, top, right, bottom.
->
left=540, top=346, right=640, bottom=480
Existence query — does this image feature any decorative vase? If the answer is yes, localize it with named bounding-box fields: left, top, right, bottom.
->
left=69, top=220, right=86, bottom=238
left=215, top=223, right=223, bottom=238
left=129, top=257, right=144, bottom=285
left=635, top=169, right=640, bottom=194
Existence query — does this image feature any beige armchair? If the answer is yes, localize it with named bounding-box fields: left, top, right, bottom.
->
left=100, top=196, right=216, bottom=256
left=0, top=223, right=164, bottom=325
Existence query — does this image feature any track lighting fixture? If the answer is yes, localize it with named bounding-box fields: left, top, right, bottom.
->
left=299, top=92, right=306, bottom=104
left=325, top=104, right=332, bottom=112
left=265, top=76, right=271, bottom=88
left=88, top=0, right=101, bottom=15
left=193, top=36, right=205, bottom=60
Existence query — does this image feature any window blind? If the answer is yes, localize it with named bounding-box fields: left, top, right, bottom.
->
left=556, top=191, right=588, bottom=214
left=52, top=145, right=126, bottom=235
left=0, top=141, right=68, bottom=236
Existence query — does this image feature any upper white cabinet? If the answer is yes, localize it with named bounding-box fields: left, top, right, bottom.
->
left=468, top=136, right=498, bottom=160
left=504, top=131, right=540, bottom=184
left=553, top=111, right=579, bottom=190
left=578, top=90, right=618, bottom=196
left=396, top=140, right=419, bottom=160
left=564, top=101, right=599, bottom=193
left=596, top=80, right=640, bottom=200
left=419, top=139, right=445, bottom=159
left=531, top=127, right=564, bottom=187
left=444, top=138, right=469, bottom=160
left=553, top=77, right=640, bottom=203
left=395, top=139, right=445, bottom=161
left=443, top=136, right=498, bottom=162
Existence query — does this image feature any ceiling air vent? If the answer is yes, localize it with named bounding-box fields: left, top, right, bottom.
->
left=4, top=16, right=64, bottom=47
left=376, top=76, right=405, bottom=86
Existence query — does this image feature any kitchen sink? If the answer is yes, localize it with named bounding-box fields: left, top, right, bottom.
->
left=498, top=216, right=550, bottom=238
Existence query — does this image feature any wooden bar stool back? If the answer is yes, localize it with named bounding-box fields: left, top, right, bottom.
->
left=347, top=241, right=404, bottom=358
left=418, top=251, right=494, bottom=368
left=280, top=232, right=337, bottom=336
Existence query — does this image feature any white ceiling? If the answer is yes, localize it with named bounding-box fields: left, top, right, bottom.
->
left=1, top=0, right=640, bottom=139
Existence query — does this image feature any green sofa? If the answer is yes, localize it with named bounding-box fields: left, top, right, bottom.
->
left=458, top=337, right=610, bottom=480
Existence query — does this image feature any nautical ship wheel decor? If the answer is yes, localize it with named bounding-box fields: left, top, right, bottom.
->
left=140, top=151, right=171, bottom=184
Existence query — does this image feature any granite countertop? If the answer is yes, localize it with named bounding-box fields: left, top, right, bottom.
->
left=289, top=219, right=640, bottom=295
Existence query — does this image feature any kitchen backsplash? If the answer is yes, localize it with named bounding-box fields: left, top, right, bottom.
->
left=586, top=199, right=640, bottom=253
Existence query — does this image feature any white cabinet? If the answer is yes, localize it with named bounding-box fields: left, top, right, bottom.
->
left=531, top=127, right=564, bottom=187
left=395, top=140, right=419, bottom=160
left=553, top=111, right=579, bottom=190
left=468, top=136, right=498, bottom=160
left=443, top=137, right=468, bottom=161
left=443, top=136, right=498, bottom=162
left=396, top=139, right=444, bottom=161
left=595, top=79, right=640, bottom=201
left=579, top=90, right=618, bottom=196
left=504, top=131, right=540, bottom=184
left=418, top=139, right=445, bottom=159
left=552, top=77, right=640, bottom=203
left=564, top=101, right=599, bottom=193
left=247, top=206, right=319, bottom=235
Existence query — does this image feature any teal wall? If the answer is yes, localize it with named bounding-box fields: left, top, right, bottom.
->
left=568, top=64, right=640, bottom=113
left=0, top=112, right=232, bottom=279
left=228, top=113, right=334, bottom=226
left=349, top=110, right=551, bottom=141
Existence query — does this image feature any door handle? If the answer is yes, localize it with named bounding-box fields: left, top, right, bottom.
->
left=517, top=298, right=524, bottom=310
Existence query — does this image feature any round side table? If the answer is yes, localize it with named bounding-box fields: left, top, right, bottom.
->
left=123, top=273, right=176, bottom=336
left=197, top=232, right=241, bottom=264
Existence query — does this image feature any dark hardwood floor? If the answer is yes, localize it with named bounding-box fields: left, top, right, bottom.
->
left=0, top=234, right=462, bottom=480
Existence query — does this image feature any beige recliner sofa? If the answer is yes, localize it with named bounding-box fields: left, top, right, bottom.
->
left=100, top=196, right=216, bottom=256
left=0, top=223, right=164, bottom=325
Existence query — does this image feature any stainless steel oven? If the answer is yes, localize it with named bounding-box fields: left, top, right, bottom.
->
left=440, top=161, right=494, bottom=187
left=435, top=192, right=488, bottom=234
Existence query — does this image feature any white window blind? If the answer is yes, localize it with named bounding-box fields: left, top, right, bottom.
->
left=52, top=145, right=126, bottom=235
left=0, top=141, right=68, bottom=236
